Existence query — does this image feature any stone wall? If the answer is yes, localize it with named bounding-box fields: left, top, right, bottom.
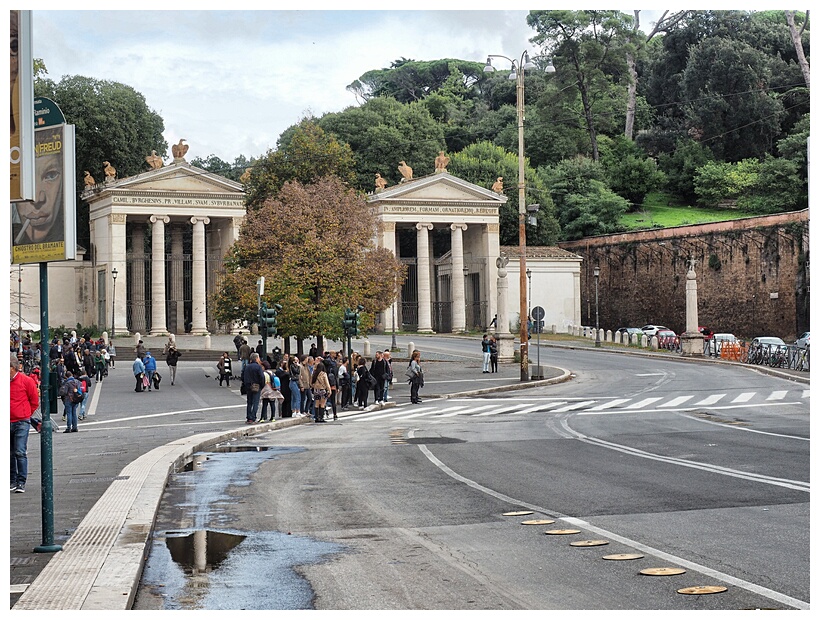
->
left=558, top=210, right=809, bottom=341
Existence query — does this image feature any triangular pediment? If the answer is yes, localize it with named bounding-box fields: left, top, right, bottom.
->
left=87, top=162, right=244, bottom=198
left=368, top=172, right=507, bottom=205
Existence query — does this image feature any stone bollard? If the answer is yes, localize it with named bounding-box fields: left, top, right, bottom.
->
left=650, top=335, right=659, bottom=350
left=408, top=341, right=415, bottom=357
left=599, top=328, right=605, bottom=343
left=363, top=339, right=371, bottom=357
left=551, top=324, right=557, bottom=334
left=642, top=334, right=648, bottom=348
left=606, top=329, right=612, bottom=343
left=134, top=332, right=141, bottom=345
left=204, top=334, right=211, bottom=350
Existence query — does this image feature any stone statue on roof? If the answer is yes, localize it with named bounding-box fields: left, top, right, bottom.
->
left=435, top=150, right=450, bottom=173
left=83, top=170, right=95, bottom=187
left=398, top=160, right=413, bottom=183
left=491, top=177, right=504, bottom=194
left=375, top=173, right=388, bottom=192
left=145, top=150, right=163, bottom=170
left=103, top=161, right=117, bottom=182
left=240, top=167, right=252, bottom=185
left=171, top=138, right=189, bottom=161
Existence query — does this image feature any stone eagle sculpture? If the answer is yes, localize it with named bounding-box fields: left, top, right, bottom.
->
left=398, top=160, right=413, bottom=182
left=103, top=161, right=117, bottom=182
left=171, top=139, right=189, bottom=160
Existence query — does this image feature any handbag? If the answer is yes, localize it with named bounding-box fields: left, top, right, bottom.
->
left=366, top=373, right=377, bottom=388
left=142, top=374, right=149, bottom=388
left=250, top=383, right=260, bottom=393
left=405, top=367, right=417, bottom=380
left=240, top=382, right=247, bottom=395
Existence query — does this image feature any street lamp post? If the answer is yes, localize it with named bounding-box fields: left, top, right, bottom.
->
left=526, top=268, right=532, bottom=336
left=111, top=268, right=118, bottom=339
left=593, top=265, right=601, bottom=347
left=484, top=50, right=553, bottom=381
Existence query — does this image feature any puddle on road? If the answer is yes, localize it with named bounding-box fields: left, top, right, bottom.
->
left=135, top=445, right=345, bottom=610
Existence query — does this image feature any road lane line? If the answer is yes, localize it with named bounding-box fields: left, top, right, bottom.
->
left=588, top=398, right=631, bottom=411
left=694, top=393, right=726, bottom=406
left=473, top=403, right=533, bottom=416
left=624, top=397, right=663, bottom=409
left=552, top=400, right=597, bottom=412
left=731, top=392, right=755, bottom=403
left=658, top=395, right=694, bottom=408
left=767, top=390, right=788, bottom=401
left=413, top=435, right=808, bottom=610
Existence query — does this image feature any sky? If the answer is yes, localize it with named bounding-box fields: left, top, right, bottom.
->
left=30, top=4, right=668, bottom=166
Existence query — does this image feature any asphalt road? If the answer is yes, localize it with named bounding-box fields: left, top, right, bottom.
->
left=132, top=337, right=810, bottom=610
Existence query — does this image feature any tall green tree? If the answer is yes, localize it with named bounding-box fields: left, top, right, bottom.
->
left=449, top=141, right=559, bottom=246
left=210, top=176, right=404, bottom=341
left=34, top=74, right=167, bottom=249
left=190, top=153, right=253, bottom=183
left=243, top=119, right=356, bottom=209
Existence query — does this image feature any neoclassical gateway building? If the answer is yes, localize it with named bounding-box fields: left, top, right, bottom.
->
left=13, top=146, right=581, bottom=339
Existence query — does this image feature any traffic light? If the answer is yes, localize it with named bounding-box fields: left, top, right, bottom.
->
left=259, top=302, right=281, bottom=338
left=342, top=308, right=358, bottom=336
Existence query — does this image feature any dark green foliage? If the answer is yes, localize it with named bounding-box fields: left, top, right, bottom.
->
left=598, top=135, right=664, bottom=208
left=190, top=154, right=253, bottom=183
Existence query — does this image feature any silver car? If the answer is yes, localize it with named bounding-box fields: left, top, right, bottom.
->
left=795, top=331, right=810, bottom=349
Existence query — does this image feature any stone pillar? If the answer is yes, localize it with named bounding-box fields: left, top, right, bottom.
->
left=381, top=221, right=398, bottom=335
left=450, top=223, right=467, bottom=333
left=416, top=223, right=434, bottom=333
left=149, top=215, right=169, bottom=335
left=680, top=258, right=705, bottom=356
left=495, top=253, right=514, bottom=361
left=130, top=223, right=146, bottom=333
left=171, top=224, right=185, bottom=334
left=111, top=213, right=128, bottom=335
left=190, top=216, right=210, bottom=335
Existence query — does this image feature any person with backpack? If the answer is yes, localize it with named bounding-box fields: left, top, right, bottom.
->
left=143, top=352, right=157, bottom=392
left=354, top=357, right=372, bottom=408
left=310, top=361, right=332, bottom=422
left=259, top=361, right=283, bottom=421
left=165, top=345, right=181, bottom=385
left=76, top=372, right=92, bottom=420
left=59, top=370, right=83, bottom=433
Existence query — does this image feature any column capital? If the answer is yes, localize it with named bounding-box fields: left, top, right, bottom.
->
left=450, top=223, right=468, bottom=232
left=190, top=216, right=211, bottom=226
left=415, top=222, right=433, bottom=232
left=111, top=213, right=127, bottom=224
left=149, top=215, right=170, bottom=225
left=382, top=221, right=396, bottom=232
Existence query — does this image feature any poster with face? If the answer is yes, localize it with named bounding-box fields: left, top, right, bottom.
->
left=12, top=123, right=76, bottom=263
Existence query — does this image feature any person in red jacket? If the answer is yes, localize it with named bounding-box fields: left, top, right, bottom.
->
left=10, top=353, right=39, bottom=493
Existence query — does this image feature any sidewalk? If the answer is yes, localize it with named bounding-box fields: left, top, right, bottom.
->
left=10, top=333, right=806, bottom=609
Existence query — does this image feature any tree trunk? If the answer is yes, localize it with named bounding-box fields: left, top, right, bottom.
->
left=785, top=11, right=810, bottom=89
left=625, top=51, right=638, bottom=140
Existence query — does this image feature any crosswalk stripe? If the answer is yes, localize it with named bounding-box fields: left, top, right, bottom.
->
left=355, top=407, right=435, bottom=421
left=588, top=398, right=631, bottom=410
left=767, top=391, right=788, bottom=401
left=624, top=397, right=664, bottom=409
left=404, top=408, right=447, bottom=419
left=731, top=392, right=755, bottom=403
left=694, top=394, right=726, bottom=406
left=508, top=403, right=556, bottom=415
left=553, top=400, right=597, bottom=412
left=439, top=404, right=497, bottom=417
left=803, top=389, right=811, bottom=399
left=659, top=395, right=695, bottom=408
left=474, top=403, right=532, bottom=416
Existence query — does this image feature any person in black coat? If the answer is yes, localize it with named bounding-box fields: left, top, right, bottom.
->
left=369, top=351, right=387, bottom=403
left=275, top=361, right=292, bottom=418
left=355, top=357, right=370, bottom=408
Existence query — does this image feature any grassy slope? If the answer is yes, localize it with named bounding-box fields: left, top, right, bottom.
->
left=619, top=192, right=750, bottom=230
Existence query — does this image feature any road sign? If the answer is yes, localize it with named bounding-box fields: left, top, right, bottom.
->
left=531, top=306, right=545, bottom=321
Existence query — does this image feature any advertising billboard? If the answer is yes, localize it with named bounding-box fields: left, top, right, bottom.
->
left=11, top=123, right=77, bottom=263
left=10, top=9, right=35, bottom=202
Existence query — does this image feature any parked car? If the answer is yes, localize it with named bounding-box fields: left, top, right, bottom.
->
left=656, top=329, right=678, bottom=339
left=616, top=327, right=643, bottom=336
left=713, top=333, right=738, bottom=344
left=751, top=336, right=786, bottom=349
left=795, top=331, right=810, bottom=349
left=640, top=324, right=668, bottom=337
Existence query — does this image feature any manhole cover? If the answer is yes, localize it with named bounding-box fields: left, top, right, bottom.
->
left=678, top=585, right=728, bottom=595
left=570, top=539, right=609, bottom=547
left=503, top=511, right=533, bottom=516
left=521, top=519, right=555, bottom=525
left=603, top=553, right=644, bottom=561
left=544, top=529, right=581, bottom=535
left=640, top=567, right=686, bottom=576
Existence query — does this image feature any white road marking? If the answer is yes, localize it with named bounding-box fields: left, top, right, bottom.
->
left=767, top=390, right=788, bottom=401
left=624, top=397, right=664, bottom=409
left=587, top=398, right=631, bottom=411
left=658, top=395, right=694, bottom=408
left=439, top=404, right=498, bottom=417
left=552, top=400, right=597, bottom=412
left=636, top=373, right=665, bottom=376
left=694, top=393, right=726, bottom=406
left=473, top=403, right=533, bottom=416
left=731, top=392, right=755, bottom=403
left=802, top=389, right=810, bottom=399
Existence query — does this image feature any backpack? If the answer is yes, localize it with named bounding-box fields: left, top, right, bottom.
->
left=68, top=380, right=84, bottom=404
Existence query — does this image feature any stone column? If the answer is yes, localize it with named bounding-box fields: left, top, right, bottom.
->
left=149, top=215, right=170, bottom=335
left=130, top=223, right=146, bottom=333
left=416, top=222, right=434, bottom=333
left=111, top=213, right=128, bottom=335
left=171, top=224, right=185, bottom=334
left=381, top=221, right=398, bottom=335
left=190, top=216, right=211, bottom=335
left=680, top=258, right=704, bottom=356
left=495, top=253, right=514, bottom=361
left=450, top=223, right=467, bottom=333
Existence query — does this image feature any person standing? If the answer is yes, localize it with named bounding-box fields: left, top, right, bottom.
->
left=481, top=334, right=491, bottom=373
left=324, top=353, right=338, bottom=420
left=382, top=349, right=394, bottom=402
left=355, top=357, right=371, bottom=408
left=60, top=371, right=82, bottom=433
left=135, top=339, right=146, bottom=361
left=11, top=354, right=39, bottom=493
left=143, top=352, right=157, bottom=391
left=217, top=352, right=233, bottom=387
left=76, top=372, right=92, bottom=420
left=108, top=343, right=116, bottom=368
left=338, top=357, right=351, bottom=410
left=94, top=350, right=106, bottom=382
left=132, top=355, right=146, bottom=392
left=489, top=336, right=499, bottom=373
left=165, top=345, right=181, bottom=386
left=288, top=356, right=302, bottom=416
left=242, top=352, right=265, bottom=424
left=239, top=339, right=252, bottom=373
left=275, top=360, right=292, bottom=418
left=233, top=331, right=244, bottom=360
left=310, top=361, right=331, bottom=422
left=408, top=349, right=424, bottom=404
left=299, top=355, right=313, bottom=418
left=370, top=350, right=387, bottom=403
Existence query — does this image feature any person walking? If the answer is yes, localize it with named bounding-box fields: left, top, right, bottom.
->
left=132, top=355, right=146, bottom=392
left=11, top=353, right=39, bottom=493
left=310, top=361, right=332, bottom=422
left=382, top=349, right=394, bottom=402
left=239, top=339, right=252, bottom=373
left=59, top=371, right=83, bottom=433
left=108, top=343, right=116, bottom=368
left=489, top=336, right=499, bottom=373
left=93, top=350, right=106, bottom=382
left=233, top=331, right=244, bottom=360
left=135, top=339, right=146, bottom=361
left=143, top=351, right=157, bottom=391
left=242, top=352, right=265, bottom=424
left=76, top=372, right=92, bottom=420
left=407, top=349, right=424, bottom=404
left=165, top=345, right=181, bottom=385
left=217, top=352, right=233, bottom=387
left=481, top=334, right=491, bottom=373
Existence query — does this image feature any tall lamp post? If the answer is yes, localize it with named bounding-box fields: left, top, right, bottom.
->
left=526, top=268, right=532, bottom=334
left=593, top=265, right=601, bottom=347
left=484, top=50, right=554, bottom=381
left=111, top=267, right=118, bottom=339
